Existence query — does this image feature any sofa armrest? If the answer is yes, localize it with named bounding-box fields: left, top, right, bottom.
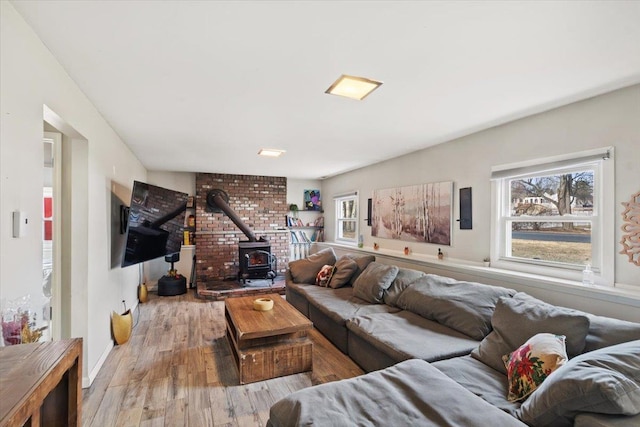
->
left=284, top=268, right=294, bottom=283
left=575, top=413, right=640, bottom=427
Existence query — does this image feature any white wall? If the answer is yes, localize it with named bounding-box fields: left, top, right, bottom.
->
left=147, top=171, right=196, bottom=196
left=322, top=85, right=640, bottom=319
left=1, top=2, right=146, bottom=386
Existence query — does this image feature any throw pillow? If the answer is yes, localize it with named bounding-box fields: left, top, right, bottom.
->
left=352, top=262, right=399, bottom=304
left=503, top=333, right=568, bottom=402
left=582, top=314, right=640, bottom=353
left=471, top=293, right=590, bottom=374
left=517, top=340, right=640, bottom=427
left=383, top=267, right=427, bottom=307
left=288, top=247, right=336, bottom=284
left=328, top=256, right=358, bottom=289
left=345, top=254, right=376, bottom=285
left=316, top=264, right=336, bottom=287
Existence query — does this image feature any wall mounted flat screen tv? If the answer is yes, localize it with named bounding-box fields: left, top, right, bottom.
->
left=121, top=181, right=189, bottom=268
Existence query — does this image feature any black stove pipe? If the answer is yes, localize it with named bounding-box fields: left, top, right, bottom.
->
left=211, top=192, right=264, bottom=243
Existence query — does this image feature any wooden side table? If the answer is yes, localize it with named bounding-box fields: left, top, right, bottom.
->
left=0, top=338, right=82, bottom=427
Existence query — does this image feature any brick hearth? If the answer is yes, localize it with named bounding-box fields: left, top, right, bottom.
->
left=195, top=277, right=286, bottom=301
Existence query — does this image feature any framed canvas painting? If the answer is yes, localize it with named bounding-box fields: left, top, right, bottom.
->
left=304, top=190, right=322, bottom=211
left=372, top=181, right=452, bottom=245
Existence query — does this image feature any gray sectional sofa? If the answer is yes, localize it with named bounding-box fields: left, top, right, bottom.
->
left=268, top=248, right=640, bottom=427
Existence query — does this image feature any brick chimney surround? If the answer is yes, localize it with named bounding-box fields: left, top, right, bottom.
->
left=195, top=173, right=289, bottom=283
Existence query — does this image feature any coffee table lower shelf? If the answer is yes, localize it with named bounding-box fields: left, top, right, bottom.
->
left=226, top=327, right=313, bottom=384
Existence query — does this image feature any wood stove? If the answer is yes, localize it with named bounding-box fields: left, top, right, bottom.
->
left=238, top=241, right=277, bottom=284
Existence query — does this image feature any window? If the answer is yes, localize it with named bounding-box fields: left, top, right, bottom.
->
left=335, top=193, right=358, bottom=244
left=491, top=148, right=614, bottom=285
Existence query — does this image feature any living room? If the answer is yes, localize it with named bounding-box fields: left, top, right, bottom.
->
left=1, top=1, right=639, bottom=423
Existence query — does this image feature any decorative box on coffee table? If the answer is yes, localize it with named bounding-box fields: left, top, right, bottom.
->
left=225, top=294, right=313, bottom=384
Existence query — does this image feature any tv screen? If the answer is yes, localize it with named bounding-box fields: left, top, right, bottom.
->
left=121, top=181, right=189, bottom=268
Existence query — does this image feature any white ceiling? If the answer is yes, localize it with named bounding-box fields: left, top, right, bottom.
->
left=12, top=1, right=640, bottom=179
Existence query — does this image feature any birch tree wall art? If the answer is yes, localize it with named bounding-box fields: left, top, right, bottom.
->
left=372, top=181, right=452, bottom=245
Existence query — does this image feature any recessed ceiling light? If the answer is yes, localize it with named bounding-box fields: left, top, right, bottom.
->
left=258, top=149, right=286, bottom=157
left=325, top=74, right=383, bottom=100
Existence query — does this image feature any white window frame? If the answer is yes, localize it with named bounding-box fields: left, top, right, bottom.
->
left=490, top=147, right=614, bottom=286
left=334, top=192, right=359, bottom=245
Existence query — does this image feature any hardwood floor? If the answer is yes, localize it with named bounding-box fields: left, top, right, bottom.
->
left=82, top=289, right=363, bottom=426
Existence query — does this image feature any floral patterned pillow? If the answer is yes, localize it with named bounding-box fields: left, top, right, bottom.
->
left=315, top=264, right=336, bottom=287
left=502, top=333, right=568, bottom=402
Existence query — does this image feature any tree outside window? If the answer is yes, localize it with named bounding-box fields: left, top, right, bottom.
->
left=508, top=170, right=594, bottom=264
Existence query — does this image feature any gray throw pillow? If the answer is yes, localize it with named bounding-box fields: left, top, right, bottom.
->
left=471, top=293, right=590, bottom=374
left=395, top=274, right=516, bottom=340
left=352, top=262, right=399, bottom=304
left=383, top=268, right=427, bottom=307
left=583, top=314, right=640, bottom=353
left=288, top=247, right=336, bottom=284
left=517, top=340, right=640, bottom=427
left=345, top=254, right=376, bottom=285
left=328, top=256, right=359, bottom=289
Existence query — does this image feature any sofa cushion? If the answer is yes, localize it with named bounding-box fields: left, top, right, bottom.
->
left=304, top=287, right=400, bottom=326
left=395, top=274, right=516, bottom=340
left=352, top=262, right=399, bottom=304
left=471, top=293, right=590, bottom=374
left=269, top=359, right=528, bottom=427
left=433, top=355, right=521, bottom=415
left=574, top=412, right=640, bottom=427
left=288, top=247, right=336, bottom=284
left=328, top=256, right=359, bottom=289
left=503, top=333, right=568, bottom=402
left=315, top=264, right=335, bottom=287
left=345, top=254, right=376, bottom=285
left=383, top=267, right=426, bottom=307
left=517, top=340, right=640, bottom=427
left=347, top=311, right=479, bottom=363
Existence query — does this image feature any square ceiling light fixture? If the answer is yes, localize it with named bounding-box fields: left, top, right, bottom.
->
left=258, top=148, right=286, bottom=157
left=325, top=74, right=383, bottom=100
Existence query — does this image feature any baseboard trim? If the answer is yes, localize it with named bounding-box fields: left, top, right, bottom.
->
left=84, top=340, right=114, bottom=388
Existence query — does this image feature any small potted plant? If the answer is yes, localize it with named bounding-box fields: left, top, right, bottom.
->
left=483, top=257, right=491, bottom=267
left=289, top=203, right=299, bottom=218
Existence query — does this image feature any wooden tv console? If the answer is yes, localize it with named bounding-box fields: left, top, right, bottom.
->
left=0, top=338, right=82, bottom=427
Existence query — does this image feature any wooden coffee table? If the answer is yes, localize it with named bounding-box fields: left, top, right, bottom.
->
left=225, top=294, right=313, bottom=384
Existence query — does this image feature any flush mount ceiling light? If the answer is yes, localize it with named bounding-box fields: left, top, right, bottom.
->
left=325, top=74, right=383, bottom=100
left=258, top=148, right=286, bottom=158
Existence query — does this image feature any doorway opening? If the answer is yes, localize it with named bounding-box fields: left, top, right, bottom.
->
left=42, top=131, right=61, bottom=340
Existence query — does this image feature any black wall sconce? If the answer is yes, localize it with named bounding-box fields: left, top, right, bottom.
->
left=365, top=198, right=372, bottom=226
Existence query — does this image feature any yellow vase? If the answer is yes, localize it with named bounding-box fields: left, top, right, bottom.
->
left=138, top=283, right=148, bottom=303
left=112, top=309, right=132, bottom=345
